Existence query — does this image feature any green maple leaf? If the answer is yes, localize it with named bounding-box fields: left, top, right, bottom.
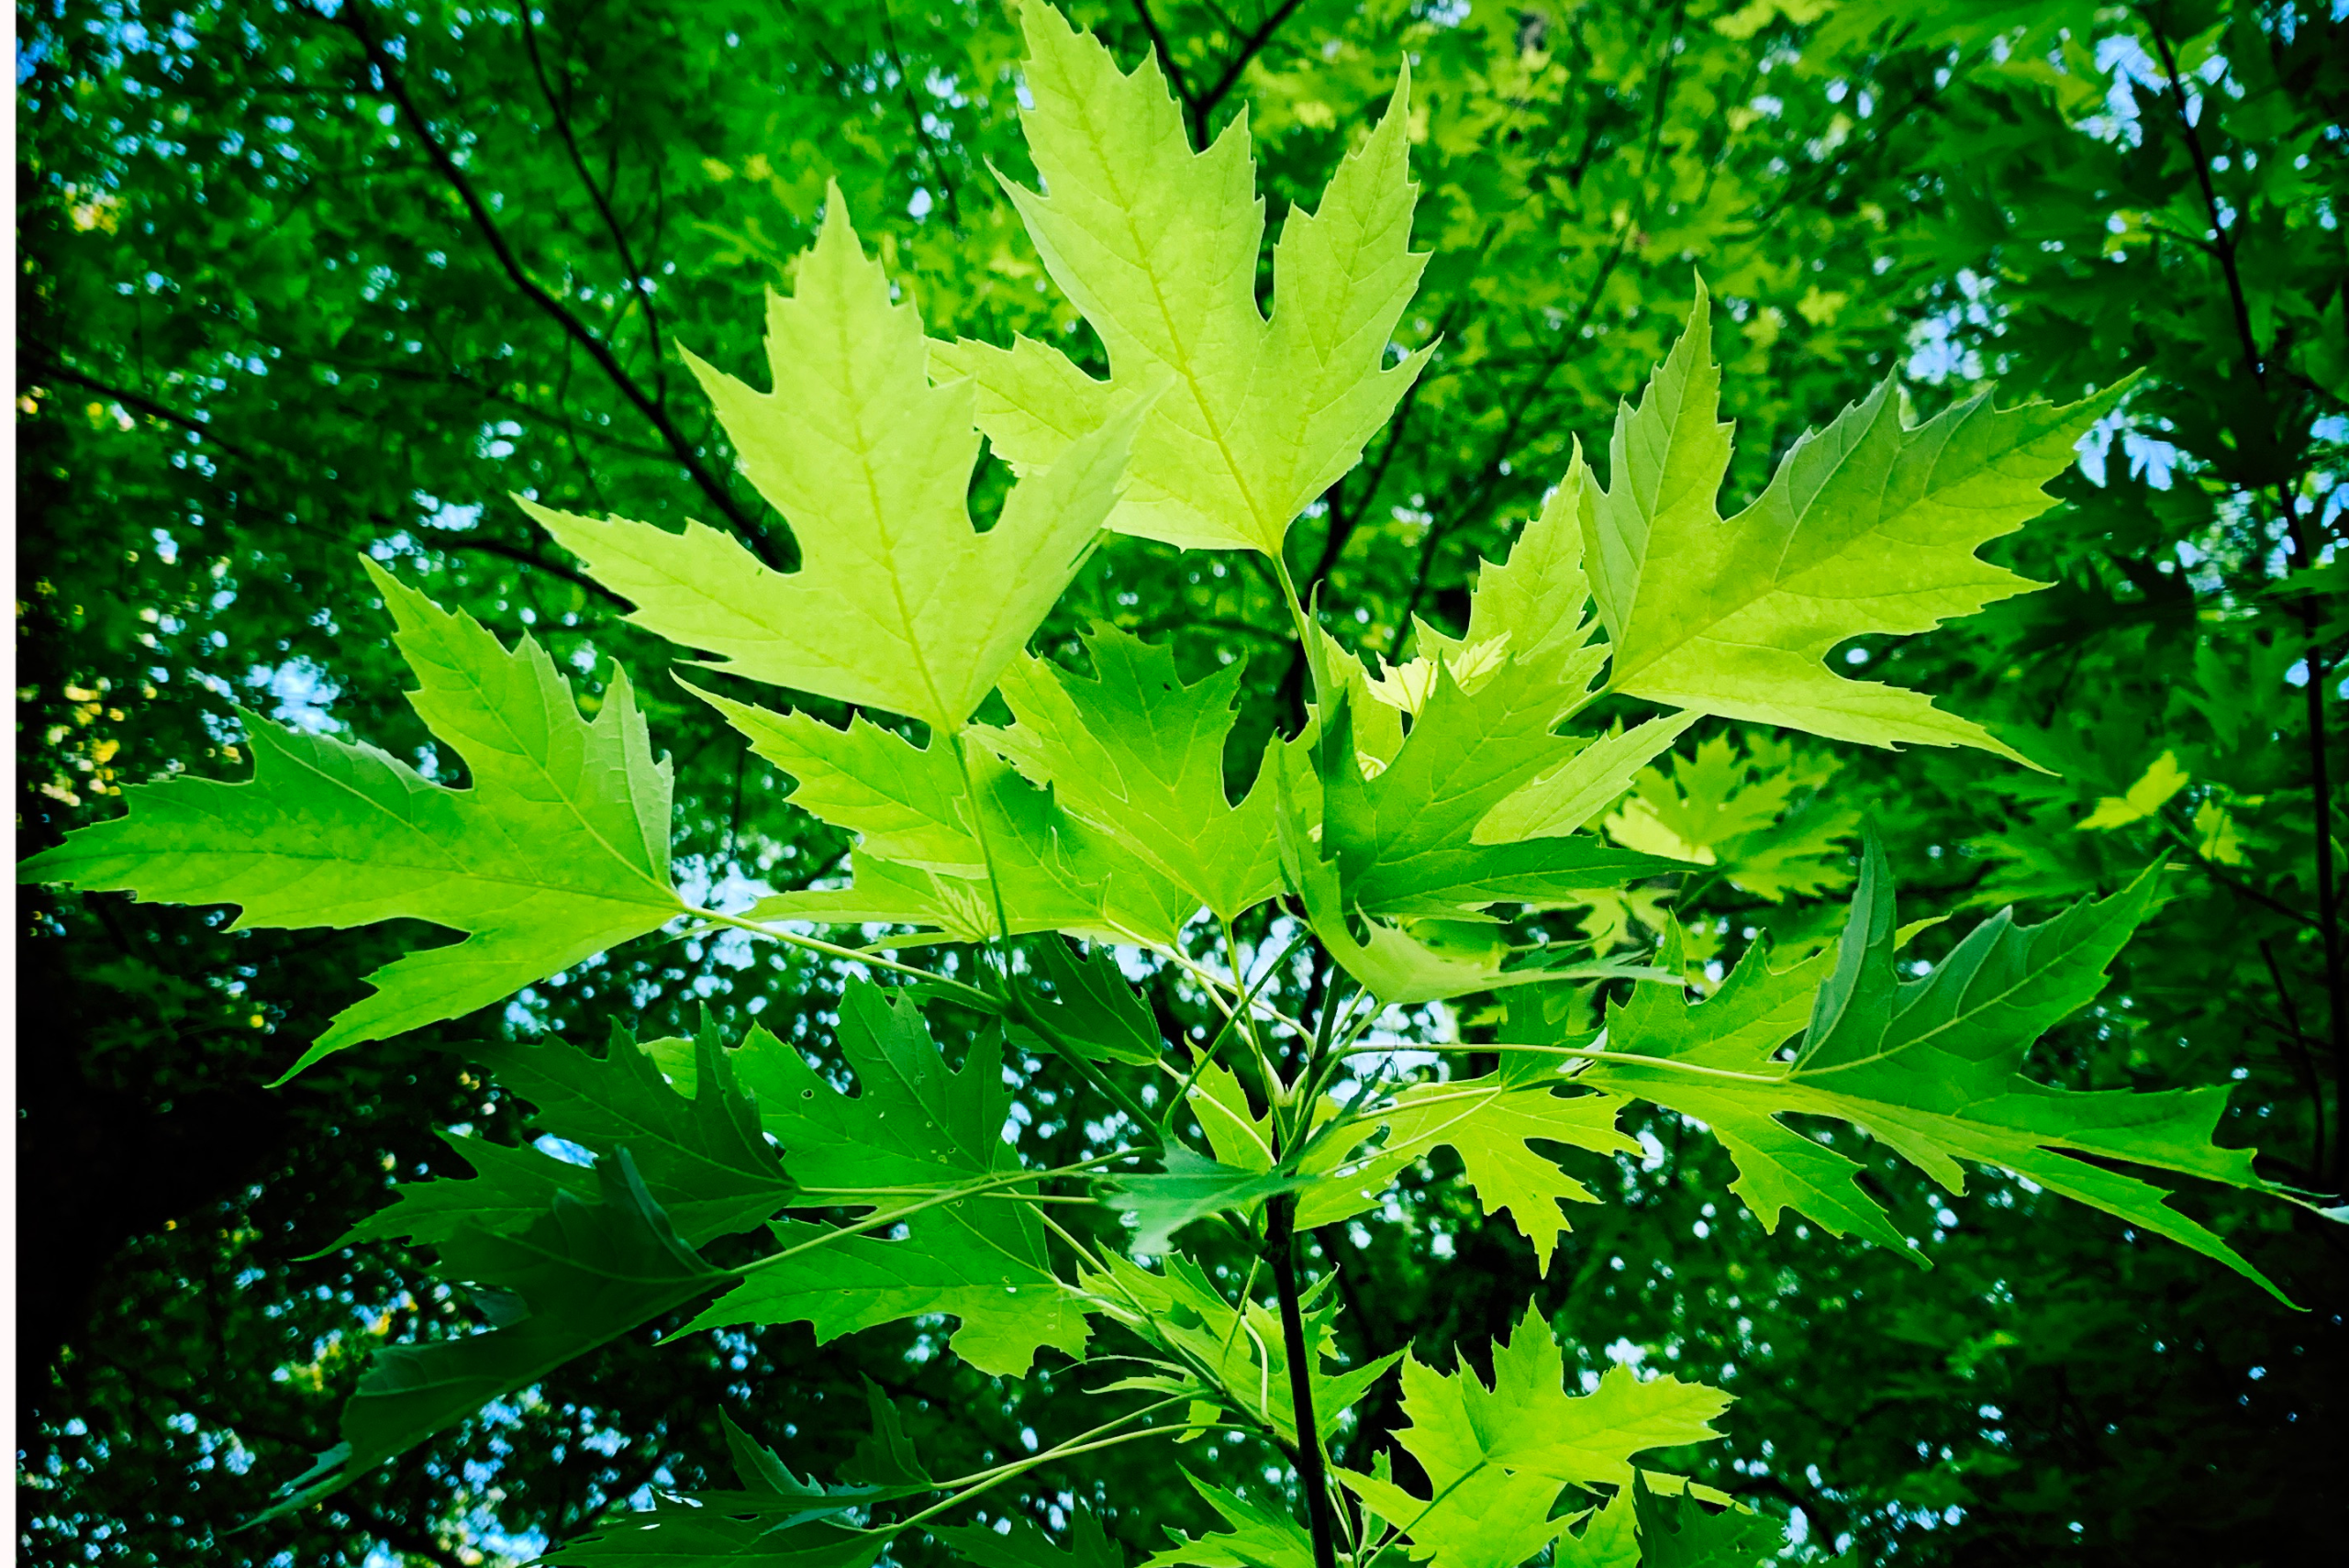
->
left=1081, top=1251, right=1397, bottom=1449
left=1010, top=934, right=1167, bottom=1067
left=1140, top=1475, right=1315, bottom=1568
left=934, top=1505, right=1122, bottom=1568
left=1345, top=448, right=1698, bottom=850
left=525, top=185, right=1141, bottom=735
left=1630, top=1473, right=1782, bottom=1567
left=1098, top=1147, right=1312, bottom=1253
left=1321, top=668, right=1680, bottom=917
left=932, top=0, right=1429, bottom=554
left=688, top=685, right=986, bottom=876
left=19, top=562, right=682, bottom=1077
left=332, top=1130, right=598, bottom=1252
left=1584, top=281, right=2132, bottom=757
left=748, top=742, right=1195, bottom=948
left=542, top=1401, right=927, bottom=1566
left=979, top=627, right=1282, bottom=923
left=264, top=1151, right=730, bottom=1522
left=1281, top=820, right=1521, bottom=1005
left=1553, top=1485, right=1640, bottom=1568
left=1586, top=839, right=2287, bottom=1300
left=1299, top=1062, right=1637, bottom=1274
left=335, top=1022, right=792, bottom=1251
left=1602, top=733, right=1860, bottom=904
left=679, top=984, right=1091, bottom=1375
left=478, top=1022, right=795, bottom=1244
left=1341, top=1306, right=1730, bottom=1568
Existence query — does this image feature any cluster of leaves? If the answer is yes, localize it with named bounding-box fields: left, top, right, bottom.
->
left=20, top=1, right=2344, bottom=1565
left=21, top=6, right=2324, bottom=1568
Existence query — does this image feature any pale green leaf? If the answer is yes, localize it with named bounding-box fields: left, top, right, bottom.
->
left=526, top=187, right=1139, bottom=733
left=1300, top=1064, right=1636, bottom=1273
left=751, top=748, right=1195, bottom=948
left=2076, top=750, right=2190, bottom=830
left=1341, top=1307, right=1731, bottom=1568
left=689, top=683, right=984, bottom=875
left=19, top=562, right=681, bottom=1074
left=935, top=2, right=1428, bottom=554
left=1585, top=281, right=2131, bottom=757
left=979, top=628, right=1282, bottom=921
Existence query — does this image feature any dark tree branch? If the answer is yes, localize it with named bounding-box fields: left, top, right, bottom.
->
left=32, top=357, right=269, bottom=467
left=518, top=4, right=668, bottom=397
left=1193, top=0, right=1308, bottom=133
left=439, top=537, right=632, bottom=608
left=302, top=0, right=785, bottom=568
left=881, top=17, right=963, bottom=228
left=1264, top=1195, right=1340, bottom=1568
left=2149, top=9, right=2345, bottom=1182
left=1134, top=0, right=1304, bottom=148
left=1130, top=1, right=1200, bottom=135
left=30, top=354, right=631, bottom=608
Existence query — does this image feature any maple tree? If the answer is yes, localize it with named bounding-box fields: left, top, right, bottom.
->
left=21, top=6, right=2331, bottom=1566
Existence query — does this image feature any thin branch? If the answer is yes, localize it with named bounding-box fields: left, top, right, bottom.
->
left=30, top=353, right=630, bottom=606
left=881, top=17, right=963, bottom=227
left=2260, top=938, right=2328, bottom=1177
left=300, top=0, right=785, bottom=566
left=518, top=5, right=667, bottom=396
left=1130, top=1, right=1201, bottom=135
left=2149, top=8, right=2345, bottom=1183
left=31, top=357, right=269, bottom=467
left=1193, top=0, right=1308, bottom=132
left=438, top=536, right=631, bottom=608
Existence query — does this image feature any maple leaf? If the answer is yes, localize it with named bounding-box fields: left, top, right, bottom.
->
left=1078, top=1251, right=1397, bottom=1449
left=748, top=742, right=1196, bottom=948
left=1584, top=839, right=2288, bottom=1301
left=1010, top=933, right=1168, bottom=1067
left=1298, top=1060, right=1637, bottom=1273
left=1629, top=1473, right=1783, bottom=1567
left=1601, top=732, right=1860, bottom=903
left=478, top=1021, right=795, bottom=1243
left=1098, top=1147, right=1312, bottom=1253
left=689, top=684, right=986, bottom=875
left=525, top=185, right=1141, bottom=735
left=1583, top=281, right=2132, bottom=757
left=680, top=984, right=1092, bottom=1375
left=541, top=1401, right=926, bottom=1566
left=979, top=627, right=1282, bottom=923
left=931, top=0, right=1429, bottom=554
left=263, top=1151, right=730, bottom=1522
left=19, top=562, right=681, bottom=1076
left=1322, top=665, right=1680, bottom=917
left=1553, top=1485, right=1640, bottom=1568
left=1341, top=1306, right=1731, bottom=1568
left=339, top=1023, right=789, bottom=1251
left=1141, top=1475, right=1315, bottom=1568
left=935, top=1506, right=1123, bottom=1568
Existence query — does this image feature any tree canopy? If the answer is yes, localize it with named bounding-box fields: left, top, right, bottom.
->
left=16, top=2, right=2345, bottom=1565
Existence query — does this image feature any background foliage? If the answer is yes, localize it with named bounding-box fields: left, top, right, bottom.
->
left=16, top=0, right=2345, bottom=1563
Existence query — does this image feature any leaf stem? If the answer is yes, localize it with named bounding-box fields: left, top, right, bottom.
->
left=917, top=1393, right=1196, bottom=1496
left=686, top=904, right=998, bottom=1008
left=1337, top=1038, right=1786, bottom=1085
left=883, top=1402, right=1197, bottom=1534
left=736, top=1151, right=1140, bottom=1273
